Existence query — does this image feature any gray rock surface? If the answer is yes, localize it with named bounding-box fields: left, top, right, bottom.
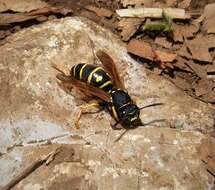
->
left=0, top=17, right=214, bottom=190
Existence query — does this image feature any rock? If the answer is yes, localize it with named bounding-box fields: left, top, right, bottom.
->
left=0, top=17, right=214, bottom=190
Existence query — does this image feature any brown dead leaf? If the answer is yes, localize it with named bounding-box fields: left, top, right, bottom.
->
left=0, top=0, right=48, bottom=13
left=127, top=39, right=154, bottom=60
left=205, top=63, right=215, bottom=73
left=155, top=37, right=172, bottom=49
left=186, top=35, right=213, bottom=63
left=172, top=23, right=199, bottom=42
left=0, top=6, right=70, bottom=25
left=154, top=50, right=177, bottom=62
left=127, top=39, right=176, bottom=63
left=201, top=89, right=215, bottom=103
left=26, top=7, right=71, bottom=16
left=0, top=30, right=10, bottom=39
left=85, top=5, right=113, bottom=18
left=186, top=60, right=207, bottom=79
left=80, top=10, right=115, bottom=30
left=165, top=0, right=177, bottom=7
left=117, top=18, right=142, bottom=41
left=0, top=13, right=38, bottom=25
left=205, top=34, right=215, bottom=49
left=172, top=43, right=183, bottom=51
left=177, top=45, right=192, bottom=59
left=119, top=0, right=153, bottom=7
left=203, top=3, right=215, bottom=34
left=174, top=56, right=193, bottom=72
left=193, top=15, right=204, bottom=24
left=199, top=139, right=215, bottom=175
left=183, top=24, right=199, bottom=38
left=36, top=15, right=47, bottom=22
left=172, top=24, right=184, bottom=42
left=174, top=75, right=192, bottom=90
left=178, top=0, right=191, bottom=9
left=194, top=79, right=215, bottom=96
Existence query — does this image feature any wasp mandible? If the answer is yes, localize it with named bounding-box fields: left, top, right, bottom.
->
left=53, top=50, right=162, bottom=129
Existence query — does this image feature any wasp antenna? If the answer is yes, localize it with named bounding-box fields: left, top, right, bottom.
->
left=56, top=73, right=73, bottom=82
left=111, top=120, right=122, bottom=130
left=139, top=103, right=164, bottom=110
left=51, top=63, right=66, bottom=75
left=114, top=129, right=129, bottom=142
left=140, top=119, right=166, bottom=127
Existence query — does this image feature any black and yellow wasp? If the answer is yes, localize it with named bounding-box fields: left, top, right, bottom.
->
left=53, top=50, right=161, bottom=129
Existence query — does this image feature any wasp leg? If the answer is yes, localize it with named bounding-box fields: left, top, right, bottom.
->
left=75, top=102, right=104, bottom=129
left=110, top=120, right=122, bottom=130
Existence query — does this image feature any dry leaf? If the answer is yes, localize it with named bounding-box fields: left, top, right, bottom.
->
left=177, top=45, right=192, bottom=59
left=205, top=34, right=215, bottom=49
left=178, top=0, right=191, bottom=9
left=0, top=13, right=38, bottom=25
left=203, top=3, right=215, bottom=34
left=186, top=35, right=213, bottom=63
left=26, top=7, right=71, bottom=16
left=172, top=23, right=199, bottom=42
left=186, top=60, right=207, bottom=79
left=127, top=39, right=154, bottom=60
left=174, top=56, right=193, bottom=72
left=205, top=63, right=215, bottom=73
left=183, top=24, right=199, bottom=38
left=0, top=7, right=72, bottom=25
left=117, top=18, right=142, bottom=41
left=201, top=90, right=215, bottom=103
left=174, top=75, right=192, bottom=90
left=118, top=0, right=153, bottom=7
left=155, top=37, right=172, bottom=49
left=127, top=39, right=176, bottom=62
left=165, top=0, right=177, bottom=7
left=199, top=139, right=215, bottom=175
left=0, top=30, right=10, bottom=39
left=85, top=5, right=113, bottom=18
left=172, top=24, right=184, bottom=42
left=0, top=0, right=48, bottom=13
left=154, top=50, right=177, bottom=62
left=194, top=79, right=215, bottom=96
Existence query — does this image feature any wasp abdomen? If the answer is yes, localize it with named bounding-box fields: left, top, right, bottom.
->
left=71, top=64, right=115, bottom=93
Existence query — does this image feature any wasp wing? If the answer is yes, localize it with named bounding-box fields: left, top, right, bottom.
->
left=96, top=50, right=125, bottom=90
left=55, top=72, right=111, bottom=102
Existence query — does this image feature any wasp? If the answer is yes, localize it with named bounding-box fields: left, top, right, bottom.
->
left=53, top=50, right=162, bottom=129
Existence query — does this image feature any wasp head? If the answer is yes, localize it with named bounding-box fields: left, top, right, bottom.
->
left=119, top=104, right=142, bottom=129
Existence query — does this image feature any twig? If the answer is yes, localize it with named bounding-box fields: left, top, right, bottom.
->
left=1, top=149, right=59, bottom=190
left=116, top=8, right=190, bottom=20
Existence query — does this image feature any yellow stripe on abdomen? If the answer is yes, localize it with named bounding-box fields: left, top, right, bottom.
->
left=79, top=64, right=87, bottom=80
left=87, top=67, right=103, bottom=84
left=99, top=81, right=112, bottom=89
